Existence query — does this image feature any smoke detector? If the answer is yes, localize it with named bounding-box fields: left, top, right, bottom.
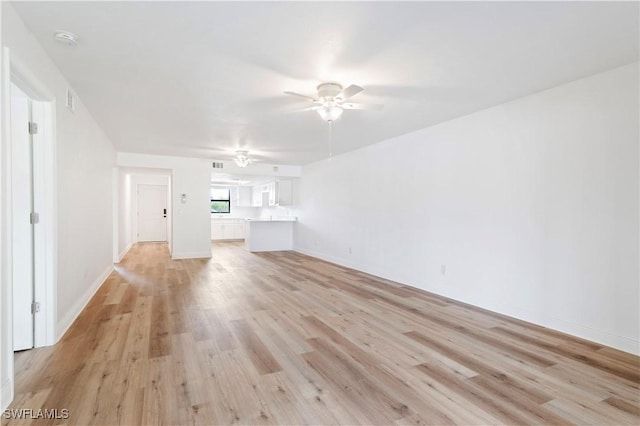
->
left=54, top=31, right=78, bottom=46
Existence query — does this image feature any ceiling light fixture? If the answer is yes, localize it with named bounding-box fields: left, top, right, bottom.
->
left=234, top=150, right=251, bottom=168
left=317, top=101, right=343, bottom=122
left=285, top=82, right=381, bottom=122
left=53, top=30, right=78, bottom=46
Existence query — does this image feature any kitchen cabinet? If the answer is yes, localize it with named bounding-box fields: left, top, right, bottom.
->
left=237, top=186, right=252, bottom=207
left=251, top=185, right=264, bottom=207
left=232, top=221, right=245, bottom=239
left=250, top=180, right=294, bottom=207
left=268, top=182, right=276, bottom=206
left=251, top=183, right=273, bottom=207
left=245, top=219, right=295, bottom=252
left=275, top=180, right=293, bottom=206
left=211, top=219, right=246, bottom=240
left=211, top=222, right=224, bottom=240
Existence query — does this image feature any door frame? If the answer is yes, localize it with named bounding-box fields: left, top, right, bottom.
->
left=10, top=82, right=37, bottom=351
left=2, top=51, right=57, bottom=359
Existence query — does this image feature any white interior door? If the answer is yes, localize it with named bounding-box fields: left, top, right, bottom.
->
left=137, top=184, right=167, bottom=242
left=11, top=83, right=34, bottom=351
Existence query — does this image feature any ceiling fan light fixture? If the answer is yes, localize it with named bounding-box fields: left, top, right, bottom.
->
left=317, top=103, right=343, bottom=122
left=234, top=150, right=251, bottom=168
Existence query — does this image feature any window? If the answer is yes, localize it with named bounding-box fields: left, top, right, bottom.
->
left=211, top=188, right=231, bottom=214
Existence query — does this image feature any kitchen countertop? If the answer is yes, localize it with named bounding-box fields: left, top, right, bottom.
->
left=211, top=217, right=297, bottom=222
left=211, top=216, right=247, bottom=220
left=247, top=218, right=297, bottom=222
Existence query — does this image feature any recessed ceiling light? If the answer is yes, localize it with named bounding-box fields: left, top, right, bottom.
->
left=54, top=30, right=78, bottom=46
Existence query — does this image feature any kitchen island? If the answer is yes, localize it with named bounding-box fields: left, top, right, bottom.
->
left=244, top=218, right=296, bottom=252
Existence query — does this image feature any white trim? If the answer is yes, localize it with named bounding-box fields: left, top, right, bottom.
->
left=56, top=265, right=113, bottom=341
left=171, top=251, right=212, bottom=260
left=489, top=303, right=640, bottom=356
left=1, top=378, right=13, bottom=411
left=294, top=247, right=360, bottom=270
left=294, top=246, right=403, bottom=283
left=117, top=242, right=132, bottom=263
left=1, top=47, right=15, bottom=412
left=41, top=101, right=56, bottom=347
left=7, top=56, right=55, bottom=102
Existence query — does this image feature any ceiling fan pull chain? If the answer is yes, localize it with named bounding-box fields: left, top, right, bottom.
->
left=328, top=121, right=333, bottom=161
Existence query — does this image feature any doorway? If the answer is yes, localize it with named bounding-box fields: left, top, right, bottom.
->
left=2, top=48, right=57, bottom=410
left=10, top=83, right=35, bottom=350
left=8, top=73, right=55, bottom=352
left=137, top=184, right=168, bottom=242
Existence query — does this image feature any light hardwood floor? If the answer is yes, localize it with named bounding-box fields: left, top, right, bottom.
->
left=7, top=242, right=640, bottom=425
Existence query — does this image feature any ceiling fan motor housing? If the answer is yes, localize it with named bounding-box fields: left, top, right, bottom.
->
left=317, top=82, right=343, bottom=101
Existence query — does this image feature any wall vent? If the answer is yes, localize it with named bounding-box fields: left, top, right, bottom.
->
left=66, top=89, right=75, bottom=112
left=212, top=162, right=224, bottom=169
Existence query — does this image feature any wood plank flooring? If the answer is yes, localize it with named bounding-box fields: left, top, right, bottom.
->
left=7, top=242, right=640, bottom=425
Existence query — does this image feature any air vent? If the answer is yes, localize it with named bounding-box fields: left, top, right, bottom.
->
left=212, top=162, right=224, bottom=169
left=66, top=89, right=75, bottom=112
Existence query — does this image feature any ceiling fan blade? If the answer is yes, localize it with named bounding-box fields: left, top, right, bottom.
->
left=283, top=91, right=318, bottom=102
left=289, top=105, right=322, bottom=112
left=342, top=102, right=383, bottom=110
left=338, top=84, right=364, bottom=100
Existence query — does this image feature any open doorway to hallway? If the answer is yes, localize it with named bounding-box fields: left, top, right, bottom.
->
left=114, top=168, right=172, bottom=262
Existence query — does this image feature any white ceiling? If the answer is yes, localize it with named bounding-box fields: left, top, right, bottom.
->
left=11, top=1, right=639, bottom=165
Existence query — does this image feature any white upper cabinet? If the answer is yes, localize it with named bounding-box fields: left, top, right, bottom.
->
left=237, top=186, right=252, bottom=207
left=276, top=180, right=293, bottom=206
left=251, top=185, right=266, bottom=207
left=268, top=182, right=276, bottom=206
left=248, top=179, right=296, bottom=207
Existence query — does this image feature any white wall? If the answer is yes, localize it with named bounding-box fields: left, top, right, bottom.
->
left=296, top=63, right=639, bottom=354
left=1, top=2, right=117, bottom=407
left=117, top=153, right=211, bottom=259
left=211, top=161, right=302, bottom=178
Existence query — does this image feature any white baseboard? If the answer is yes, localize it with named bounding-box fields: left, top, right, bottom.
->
left=116, top=242, right=132, bottom=263
left=294, top=246, right=405, bottom=283
left=1, top=378, right=13, bottom=411
left=488, top=303, right=640, bottom=355
left=295, top=246, right=360, bottom=270
left=56, top=264, right=114, bottom=341
left=171, top=250, right=211, bottom=260
left=294, top=246, right=640, bottom=355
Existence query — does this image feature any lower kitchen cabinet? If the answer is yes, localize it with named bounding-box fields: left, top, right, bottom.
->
left=211, top=219, right=246, bottom=240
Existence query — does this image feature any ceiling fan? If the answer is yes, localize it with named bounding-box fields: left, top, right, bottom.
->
left=233, top=150, right=254, bottom=168
left=284, top=82, right=383, bottom=122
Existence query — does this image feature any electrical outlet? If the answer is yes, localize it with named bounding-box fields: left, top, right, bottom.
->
left=348, top=247, right=352, bottom=255
left=440, top=264, right=447, bottom=275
